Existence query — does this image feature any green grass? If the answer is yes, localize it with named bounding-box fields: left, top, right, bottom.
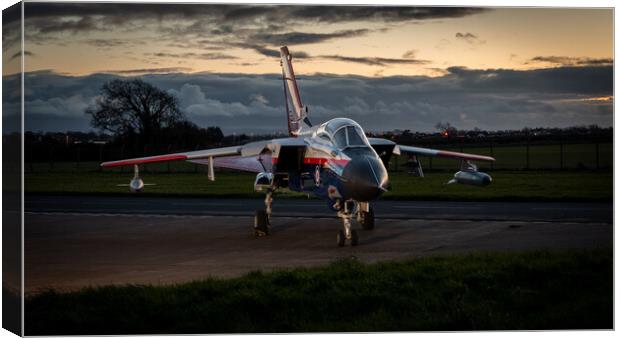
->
left=25, top=170, right=612, bottom=202
left=409, top=143, right=612, bottom=170
left=25, top=248, right=613, bottom=334
left=27, top=143, right=612, bottom=173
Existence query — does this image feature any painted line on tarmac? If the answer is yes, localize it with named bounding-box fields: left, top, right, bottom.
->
left=392, top=205, right=478, bottom=210
left=171, top=202, right=319, bottom=207
left=24, top=211, right=610, bottom=224
left=25, top=211, right=217, bottom=219
left=532, top=207, right=610, bottom=211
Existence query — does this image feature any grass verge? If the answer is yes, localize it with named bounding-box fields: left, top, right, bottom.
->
left=25, top=248, right=612, bottom=334
left=25, top=170, right=612, bottom=202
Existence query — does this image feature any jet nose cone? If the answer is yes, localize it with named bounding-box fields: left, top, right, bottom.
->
left=342, top=156, right=389, bottom=201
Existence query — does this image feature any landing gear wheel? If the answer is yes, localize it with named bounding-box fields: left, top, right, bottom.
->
left=336, top=230, right=346, bottom=247
left=359, top=207, right=375, bottom=230
left=350, top=230, right=359, bottom=246
left=254, top=209, right=269, bottom=237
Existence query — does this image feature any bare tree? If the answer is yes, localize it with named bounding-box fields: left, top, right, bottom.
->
left=86, top=79, right=185, bottom=143
left=435, top=121, right=457, bottom=137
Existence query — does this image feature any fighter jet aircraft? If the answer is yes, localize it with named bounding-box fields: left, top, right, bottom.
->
left=101, top=46, right=495, bottom=246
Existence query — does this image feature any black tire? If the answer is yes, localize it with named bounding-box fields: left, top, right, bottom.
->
left=359, top=207, right=375, bottom=230
left=350, top=230, right=359, bottom=246
left=336, top=230, right=345, bottom=247
left=254, top=210, right=269, bottom=236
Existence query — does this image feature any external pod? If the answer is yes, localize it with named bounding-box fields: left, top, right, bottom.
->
left=129, top=177, right=145, bottom=192
left=449, top=171, right=492, bottom=187
left=254, top=172, right=274, bottom=192
left=129, top=164, right=144, bottom=192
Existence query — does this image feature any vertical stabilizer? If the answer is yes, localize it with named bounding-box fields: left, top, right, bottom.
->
left=280, top=46, right=311, bottom=136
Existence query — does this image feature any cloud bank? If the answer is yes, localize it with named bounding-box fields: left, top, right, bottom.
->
left=5, top=64, right=612, bottom=134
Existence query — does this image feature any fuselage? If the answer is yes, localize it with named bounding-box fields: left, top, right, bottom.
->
left=280, top=118, right=389, bottom=207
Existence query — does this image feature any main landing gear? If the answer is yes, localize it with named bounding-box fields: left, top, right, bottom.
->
left=254, top=189, right=273, bottom=236
left=357, top=202, right=375, bottom=230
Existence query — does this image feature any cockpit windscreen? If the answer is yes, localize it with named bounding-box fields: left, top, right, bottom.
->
left=333, top=126, right=367, bottom=149
left=347, top=127, right=365, bottom=146
left=333, top=128, right=348, bottom=149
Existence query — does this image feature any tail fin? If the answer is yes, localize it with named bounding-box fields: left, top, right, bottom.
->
left=280, top=46, right=311, bottom=136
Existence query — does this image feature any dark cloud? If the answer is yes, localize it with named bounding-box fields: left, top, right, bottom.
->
left=456, top=32, right=477, bottom=39
left=250, top=29, right=369, bottom=45
left=444, top=66, right=612, bottom=94
left=251, top=46, right=281, bottom=58
left=455, top=32, right=483, bottom=44
left=578, top=58, right=614, bottom=65
left=10, top=50, right=35, bottom=60
left=151, top=52, right=238, bottom=60
left=36, top=16, right=98, bottom=34
left=100, top=67, right=193, bottom=75
left=319, top=55, right=431, bottom=66
left=83, top=39, right=144, bottom=48
left=8, top=3, right=488, bottom=52
left=15, top=4, right=488, bottom=26
left=12, top=64, right=611, bottom=133
left=529, top=56, right=613, bottom=67
left=3, top=3, right=22, bottom=50
left=222, top=43, right=310, bottom=59
left=402, top=50, right=417, bottom=59
left=289, top=6, right=488, bottom=23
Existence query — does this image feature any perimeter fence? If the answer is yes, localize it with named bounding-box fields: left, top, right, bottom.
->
left=24, top=142, right=612, bottom=173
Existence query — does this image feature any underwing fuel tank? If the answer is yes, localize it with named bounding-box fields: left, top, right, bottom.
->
left=448, top=171, right=492, bottom=187
left=129, top=177, right=144, bottom=192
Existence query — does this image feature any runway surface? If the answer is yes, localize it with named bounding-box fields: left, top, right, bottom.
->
left=25, top=195, right=612, bottom=293
left=26, top=195, right=612, bottom=222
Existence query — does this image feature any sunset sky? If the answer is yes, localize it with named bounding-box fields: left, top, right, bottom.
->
left=2, top=3, right=614, bottom=133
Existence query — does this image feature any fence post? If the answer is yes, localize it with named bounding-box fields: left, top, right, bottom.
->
left=596, top=143, right=600, bottom=169
left=194, top=145, right=199, bottom=173
left=143, top=144, right=149, bottom=174
left=99, top=144, right=104, bottom=172
left=29, top=145, right=34, bottom=173
left=489, top=142, right=494, bottom=170
left=394, top=155, right=399, bottom=172
left=76, top=145, right=81, bottom=171
left=167, top=144, right=172, bottom=173
left=120, top=144, right=125, bottom=173
left=560, top=143, right=563, bottom=169
left=49, top=146, right=54, bottom=172
left=525, top=139, right=530, bottom=170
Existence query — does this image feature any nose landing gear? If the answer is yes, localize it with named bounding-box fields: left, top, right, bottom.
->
left=253, top=189, right=273, bottom=237
left=336, top=200, right=360, bottom=247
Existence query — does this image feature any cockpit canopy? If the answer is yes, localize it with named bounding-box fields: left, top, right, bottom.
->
left=317, top=118, right=370, bottom=150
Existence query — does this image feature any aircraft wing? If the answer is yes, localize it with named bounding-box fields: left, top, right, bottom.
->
left=100, top=138, right=302, bottom=173
left=189, top=155, right=271, bottom=173
left=367, top=138, right=495, bottom=162
left=100, top=146, right=243, bottom=168
left=397, top=145, right=495, bottom=162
